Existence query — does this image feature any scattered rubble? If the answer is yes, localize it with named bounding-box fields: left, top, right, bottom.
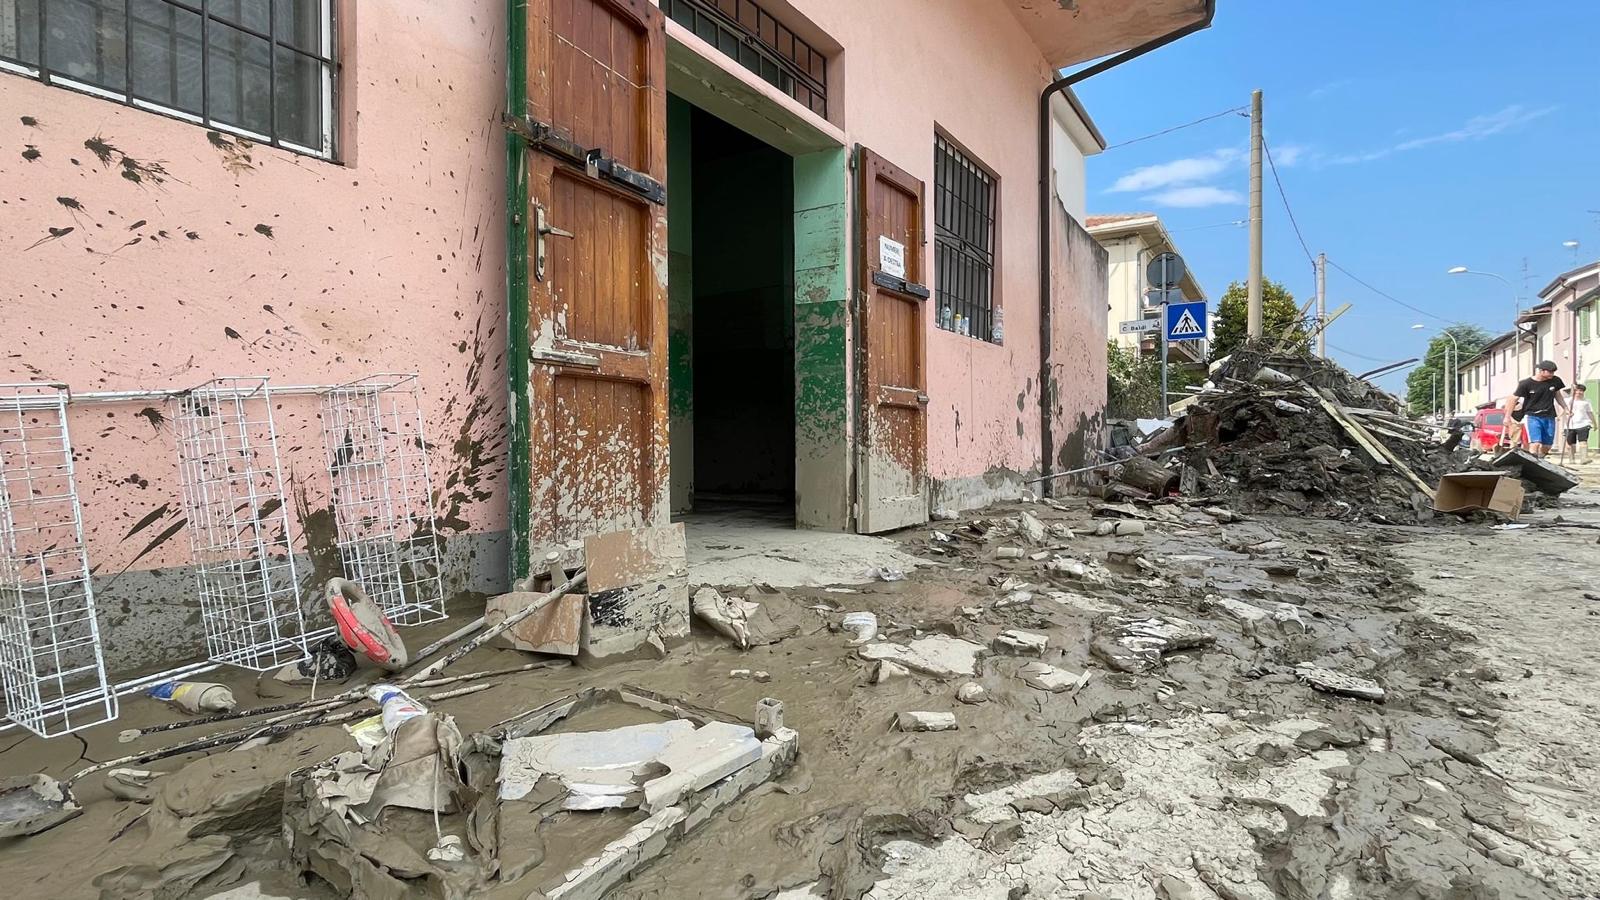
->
left=1091, top=615, right=1215, bottom=674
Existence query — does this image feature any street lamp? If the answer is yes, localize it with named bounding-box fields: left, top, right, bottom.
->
left=1447, top=266, right=1525, bottom=379
left=1413, top=323, right=1458, bottom=421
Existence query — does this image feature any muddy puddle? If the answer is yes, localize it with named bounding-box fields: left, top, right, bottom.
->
left=0, top=497, right=1581, bottom=898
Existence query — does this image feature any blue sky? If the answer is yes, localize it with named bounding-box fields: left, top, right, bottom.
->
left=1074, top=2, right=1599, bottom=392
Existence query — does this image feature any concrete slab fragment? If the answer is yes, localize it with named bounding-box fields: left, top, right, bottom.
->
left=641, top=721, right=763, bottom=812
left=1018, top=661, right=1086, bottom=693
left=858, top=634, right=987, bottom=679
left=992, top=629, right=1049, bottom=656
left=499, top=721, right=696, bottom=809
left=895, top=711, right=958, bottom=732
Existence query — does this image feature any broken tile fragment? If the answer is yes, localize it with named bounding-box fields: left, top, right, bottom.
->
left=991, top=629, right=1049, bottom=657
left=1296, top=664, right=1385, bottom=702
left=1090, top=615, right=1214, bottom=674
left=895, top=711, right=958, bottom=732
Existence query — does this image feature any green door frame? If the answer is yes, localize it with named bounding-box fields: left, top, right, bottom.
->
left=507, top=20, right=853, bottom=579
left=664, top=34, right=851, bottom=531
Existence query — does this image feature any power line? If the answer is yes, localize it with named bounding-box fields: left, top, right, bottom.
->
left=1261, top=135, right=1315, bottom=270
left=1102, top=106, right=1249, bottom=151
left=1326, top=342, right=1400, bottom=364
left=1323, top=258, right=1464, bottom=326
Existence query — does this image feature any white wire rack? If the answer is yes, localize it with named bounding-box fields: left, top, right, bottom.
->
left=0, top=384, right=118, bottom=737
left=318, top=374, right=447, bottom=626
left=174, top=377, right=309, bottom=671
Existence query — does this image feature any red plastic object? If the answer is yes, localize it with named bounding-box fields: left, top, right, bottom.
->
left=326, top=578, right=408, bottom=672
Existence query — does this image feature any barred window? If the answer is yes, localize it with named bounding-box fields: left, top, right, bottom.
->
left=661, top=0, right=827, bottom=119
left=0, top=0, right=337, bottom=158
left=934, top=134, right=997, bottom=343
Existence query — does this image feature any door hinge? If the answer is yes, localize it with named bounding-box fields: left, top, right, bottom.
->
left=503, top=113, right=667, bottom=205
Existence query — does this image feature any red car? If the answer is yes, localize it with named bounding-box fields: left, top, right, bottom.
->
left=1471, top=406, right=1528, bottom=452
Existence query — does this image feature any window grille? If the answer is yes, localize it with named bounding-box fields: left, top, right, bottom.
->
left=0, top=0, right=336, bottom=158
left=661, top=0, right=826, bottom=118
left=934, top=134, right=997, bottom=343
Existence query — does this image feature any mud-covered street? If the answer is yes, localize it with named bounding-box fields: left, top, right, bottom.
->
left=5, top=480, right=1597, bottom=899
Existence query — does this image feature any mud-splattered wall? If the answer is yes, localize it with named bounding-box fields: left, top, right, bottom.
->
left=1046, top=199, right=1110, bottom=487
left=0, top=1, right=509, bottom=671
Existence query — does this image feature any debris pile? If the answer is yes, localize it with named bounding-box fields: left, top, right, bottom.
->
left=1130, top=343, right=1470, bottom=520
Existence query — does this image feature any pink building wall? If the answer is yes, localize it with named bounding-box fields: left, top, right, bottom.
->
left=0, top=0, right=1110, bottom=669
left=0, top=0, right=510, bottom=668
left=781, top=0, right=1105, bottom=505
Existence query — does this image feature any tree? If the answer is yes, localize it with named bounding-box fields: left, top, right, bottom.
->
left=1404, top=325, right=1491, bottom=418
left=1209, top=279, right=1308, bottom=360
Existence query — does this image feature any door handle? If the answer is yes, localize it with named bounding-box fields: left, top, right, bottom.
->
left=534, top=202, right=574, bottom=282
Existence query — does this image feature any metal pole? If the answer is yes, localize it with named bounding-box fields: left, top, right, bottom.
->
left=1431, top=372, right=1436, bottom=419
left=1160, top=302, right=1170, bottom=417
left=1315, top=252, right=1327, bottom=357
left=1246, top=89, right=1264, bottom=339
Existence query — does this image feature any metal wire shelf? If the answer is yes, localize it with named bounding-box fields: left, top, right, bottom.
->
left=318, top=374, right=446, bottom=626
left=0, top=384, right=118, bottom=737
left=173, top=377, right=309, bottom=671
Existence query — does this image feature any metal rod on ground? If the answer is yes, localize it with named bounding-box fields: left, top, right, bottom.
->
left=115, top=660, right=570, bottom=743
left=412, top=617, right=489, bottom=663
left=1026, top=456, right=1137, bottom=484
left=404, top=571, right=587, bottom=684
left=1247, top=89, right=1264, bottom=339
left=71, top=683, right=494, bottom=785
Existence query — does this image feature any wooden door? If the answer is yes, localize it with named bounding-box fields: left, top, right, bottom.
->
left=520, top=0, right=668, bottom=553
left=856, top=147, right=930, bottom=532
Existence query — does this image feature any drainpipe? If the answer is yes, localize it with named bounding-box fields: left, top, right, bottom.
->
left=506, top=0, right=532, bottom=582
left=1037, top=1, right=1214, bottom=486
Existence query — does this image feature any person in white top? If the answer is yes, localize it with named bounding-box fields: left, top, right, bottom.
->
left=1563, top=384, right=1594, bottom=463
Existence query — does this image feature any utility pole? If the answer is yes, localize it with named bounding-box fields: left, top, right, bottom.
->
left=1246, top=89, right=1264, bottom=339
left=1314, top=252, right=1326, bottom=357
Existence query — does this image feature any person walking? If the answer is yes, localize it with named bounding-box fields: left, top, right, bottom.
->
left=1563, top=383, right=1594, bottom=464
left=1504, top=360, right=1568, bottom=458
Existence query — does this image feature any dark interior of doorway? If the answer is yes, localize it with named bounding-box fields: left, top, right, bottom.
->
left=686, top=103, right=795, bottom=513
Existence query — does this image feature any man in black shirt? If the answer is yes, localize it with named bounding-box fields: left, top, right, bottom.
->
left=1505, top=360, right=1568, bottom=458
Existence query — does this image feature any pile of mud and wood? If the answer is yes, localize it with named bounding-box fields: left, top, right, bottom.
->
left=1110, top=342, right=1571, bottom=522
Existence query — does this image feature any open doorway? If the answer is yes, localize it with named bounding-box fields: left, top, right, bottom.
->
left=667, top=96, right=796, bottom=522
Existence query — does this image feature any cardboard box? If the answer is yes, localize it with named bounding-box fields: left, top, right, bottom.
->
left=1432, top=472, right=1525, bottom=518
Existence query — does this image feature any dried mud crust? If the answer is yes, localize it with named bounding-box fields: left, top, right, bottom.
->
left=619, top=500, right=1581, bottom=900
left=0, top=499, right=1586, bottom=899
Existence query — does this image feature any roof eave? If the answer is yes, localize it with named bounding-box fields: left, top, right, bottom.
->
left=1005, top=0, right=1214, bottom=70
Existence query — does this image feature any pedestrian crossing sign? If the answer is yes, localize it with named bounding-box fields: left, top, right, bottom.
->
left=1164, top=301, right=1208, bottom=342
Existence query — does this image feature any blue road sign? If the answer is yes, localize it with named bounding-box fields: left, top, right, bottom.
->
left=1164, top=301, right=1208, bottom=342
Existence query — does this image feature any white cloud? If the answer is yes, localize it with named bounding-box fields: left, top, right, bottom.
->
left=1144, top=186, right=1246, bottom=208
left=1327, top=104, right=1556, bottom=165
left=1308, top=78, right=1353, bottom=101
left=1271, top=143, right=1308, bottom=167
left=1108, top=148, right=1242, bottom=193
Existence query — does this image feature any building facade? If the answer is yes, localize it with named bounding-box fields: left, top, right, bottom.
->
left=0, top=0, right=1211, bottom=676
left=1086, top=212, right=1208, bottom=364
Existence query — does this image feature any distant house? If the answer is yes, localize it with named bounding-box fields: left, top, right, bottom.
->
left=1085, top=213, right=1208, bottom=364
left=1546, top=261, right=1600, bottom=445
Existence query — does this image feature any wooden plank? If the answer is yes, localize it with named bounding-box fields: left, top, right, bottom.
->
left=1314, top=388, right=1436, bottom=498
left=1304, top=386, right=1390, bottom=467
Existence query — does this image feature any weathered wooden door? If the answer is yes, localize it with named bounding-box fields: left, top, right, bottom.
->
left=520, top=0, right=669, bottom=552
left=856, top=147, right=930, bottom=532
